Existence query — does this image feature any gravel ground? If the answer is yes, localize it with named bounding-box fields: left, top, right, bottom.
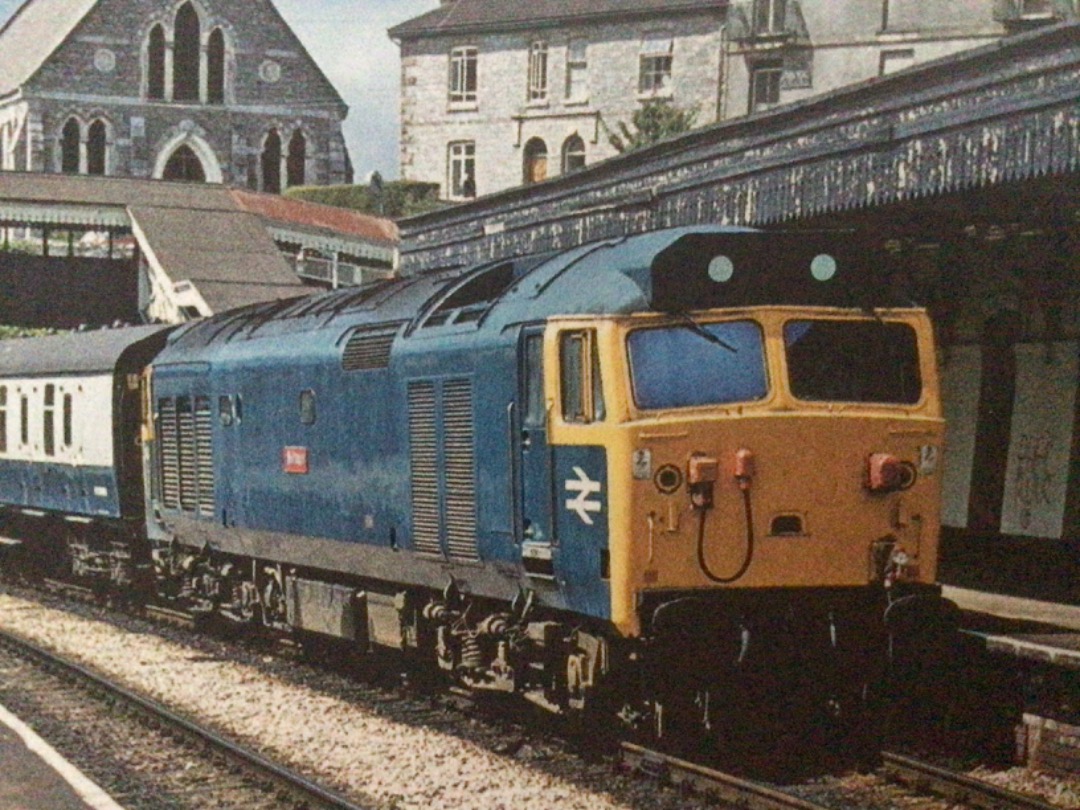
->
left=0, top=591, right=705, bottom=810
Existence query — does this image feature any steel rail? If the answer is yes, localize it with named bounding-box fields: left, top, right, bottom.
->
left=882, top=751, right=1062, bottom=810
left=0, top=626, right=374, bottom=810
left=620, top=742, right=831, bottom=810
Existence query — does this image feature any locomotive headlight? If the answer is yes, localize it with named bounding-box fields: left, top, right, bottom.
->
left=866, top=453, right=916, bottom=493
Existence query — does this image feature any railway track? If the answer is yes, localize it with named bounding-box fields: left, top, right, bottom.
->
left=622, top=743, right=1066, bottom=810
left=0, top=625, right=373, bottom=810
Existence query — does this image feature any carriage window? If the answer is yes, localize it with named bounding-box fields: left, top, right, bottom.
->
left=299, top=390, right=316, bottom=425
left=628, top=320, right=767, bottom=409
left=560, top=330, right=604, bottom=423
left=20, top=394, right=28, bottom=446
left=784, top=320, right=921, bottom=404
left=0, top=386, right=6, bottom=453
left=43, top=384, right=55, bottom=456
left=63, top=393, right=73, bottom=447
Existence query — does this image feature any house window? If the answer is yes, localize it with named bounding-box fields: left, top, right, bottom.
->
left=565, top=38, right=588, bottom=101
left=527, top=41, right=548, bottom=102
left=1017, top=0, right=1055, bottom=18
left=0, top=386, right=7, bottom=453
left=262, top=129, right=282, bottom=194
left=43, top=384, right=55, bottom=457
left=147, top=24, right=166, bottom=100
left=286, top=130, right=306, bottom=188
left=879, top=49, right=915, bottom=76
left=173, top=2, right=201, bottom=101
left=208, top=28, right=226, bottom=104
left=87, top=120, right=107, bottom=175
left=639, top=33, right=673, bottom=95
left=60, top=118, right=80, bottom=174
left=753, top=0, right=787, bottom=34
left=750, top=61, right=783, bottom=112
left=561, top=134, right=585, bottom=174
left=449, top=46, right=478, bottom=103
left=523, top=138, right=548, bottom=185
left=448, top=141, right=476, bottom=199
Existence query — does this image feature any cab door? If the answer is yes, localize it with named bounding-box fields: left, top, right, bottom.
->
left=517, top=327, right=554, bottom=575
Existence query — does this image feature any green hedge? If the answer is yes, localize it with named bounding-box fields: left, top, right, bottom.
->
left=285, top=180, right=445, bottom=219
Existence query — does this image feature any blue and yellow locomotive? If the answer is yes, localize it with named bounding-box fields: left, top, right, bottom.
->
left=0, top=226, right=952, bottom=744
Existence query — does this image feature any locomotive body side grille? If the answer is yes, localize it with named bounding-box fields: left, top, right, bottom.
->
left=408, top=381, right=442, bottom=555
left=194, top=397, right=214, bottom=516
left=158, top=398, right=179, bottom=509
left=442, top=378, right=478, bottom=561
left=176, top=397, right=197, bottom=512
left=342, top=329, right=395, bottom=371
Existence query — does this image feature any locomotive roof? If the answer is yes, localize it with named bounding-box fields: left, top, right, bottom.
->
left=0, top=325, right=172, bottom=377
left=159, top=226, right=902, bottom=361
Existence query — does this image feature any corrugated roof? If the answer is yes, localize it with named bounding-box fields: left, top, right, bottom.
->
left=230, top=189, right=398, bottom=246
left=389, top=0, right=726, bottom=38
left=0, top=0, right=98, bottom=96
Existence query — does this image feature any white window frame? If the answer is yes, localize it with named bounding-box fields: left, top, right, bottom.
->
left=565, top=38, right=588, bottom=102
left=527, top=40, right=548, bottom=102
left=449, top=46, right=478, bottom=104
left=750, top=62, right=783, bottom=113
left=447, top=141, right=476, bottom=200
left=639, top=32, right=673, bottom=96
left=753, top=0, right=787, bottom=34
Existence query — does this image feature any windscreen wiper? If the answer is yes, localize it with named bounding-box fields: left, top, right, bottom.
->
left=670, top=312, right=737, bottom=353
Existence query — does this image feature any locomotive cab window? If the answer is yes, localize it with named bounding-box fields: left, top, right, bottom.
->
left=627, top=320, right=767, bottom=410
left=784, top=319, right=921, bottom=404
left=560, top=330, right=605, bottom=423
left=299, top=389, right=316, bottom=425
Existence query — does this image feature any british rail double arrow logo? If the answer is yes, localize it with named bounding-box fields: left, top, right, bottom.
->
left=565, top=466, right=602, bottom=525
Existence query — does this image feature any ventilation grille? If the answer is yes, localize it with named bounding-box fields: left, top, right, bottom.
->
left=158, top=395, right=214, bottom=517
left=194, top=397, right=215, bottom=516
left=442, top=379, right=478, bottom=561
left=159, top=398, right=179, bottom=509
left=342, top=329, right=395, bottom=371
left=408, top=381, right=441, bottom=555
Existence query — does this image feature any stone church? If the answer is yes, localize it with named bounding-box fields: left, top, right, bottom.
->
left=0, top=0, right=352, bottom=189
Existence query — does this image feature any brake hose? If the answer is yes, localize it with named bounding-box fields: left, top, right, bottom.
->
left=696, top=488, right=755, bottom=584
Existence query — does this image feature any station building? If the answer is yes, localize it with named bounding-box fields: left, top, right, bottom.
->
left=389, top=0, right=1051, bottom=200
left=394, top=22, right=1080, bottom=609
left=0, top=0, right=351, bottom=189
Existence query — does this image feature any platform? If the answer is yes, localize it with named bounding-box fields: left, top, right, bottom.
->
left=0, top=703, right=123, bottom=810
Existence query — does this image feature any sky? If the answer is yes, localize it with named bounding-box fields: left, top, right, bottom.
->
left=0, top=0, right=439, bottom=180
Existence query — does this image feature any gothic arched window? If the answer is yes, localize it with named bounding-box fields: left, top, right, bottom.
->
left=87, top=120, right=107, bottom=175
left=174, top=3, right=201, bottom=102
left=61, top=118, right=80, bottom=174
left=261, top=129, right=282, bottom=193
left=208, top=28, right=225, bottom=104
left=148, top=24, right=166, bottom=100
left=286, top=130, right=306, bottom=187
left=162, top=145, right=206, bottom=182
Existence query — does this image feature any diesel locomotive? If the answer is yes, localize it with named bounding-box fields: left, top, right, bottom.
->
left=0, top=226, right=954, bottom=746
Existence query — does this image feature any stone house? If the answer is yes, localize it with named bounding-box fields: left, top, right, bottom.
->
left=389, top=0, right=1062, bottom=200
left=0, top=0, right=351, bottom=189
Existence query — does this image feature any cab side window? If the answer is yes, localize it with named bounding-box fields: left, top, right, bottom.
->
left=559, top=330, right=605, bottom=423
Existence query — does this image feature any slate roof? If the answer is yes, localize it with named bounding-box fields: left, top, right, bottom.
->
left=0, top=173, right=398, bottom=314
left=389, top=0, right=727, bottom=38
left=0, top=0, right=97, bottom=96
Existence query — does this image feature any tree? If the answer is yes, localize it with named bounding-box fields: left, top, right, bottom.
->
left=284, top=179, right=445, bottom=219
left=606, top=100, right=699, bottom=153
